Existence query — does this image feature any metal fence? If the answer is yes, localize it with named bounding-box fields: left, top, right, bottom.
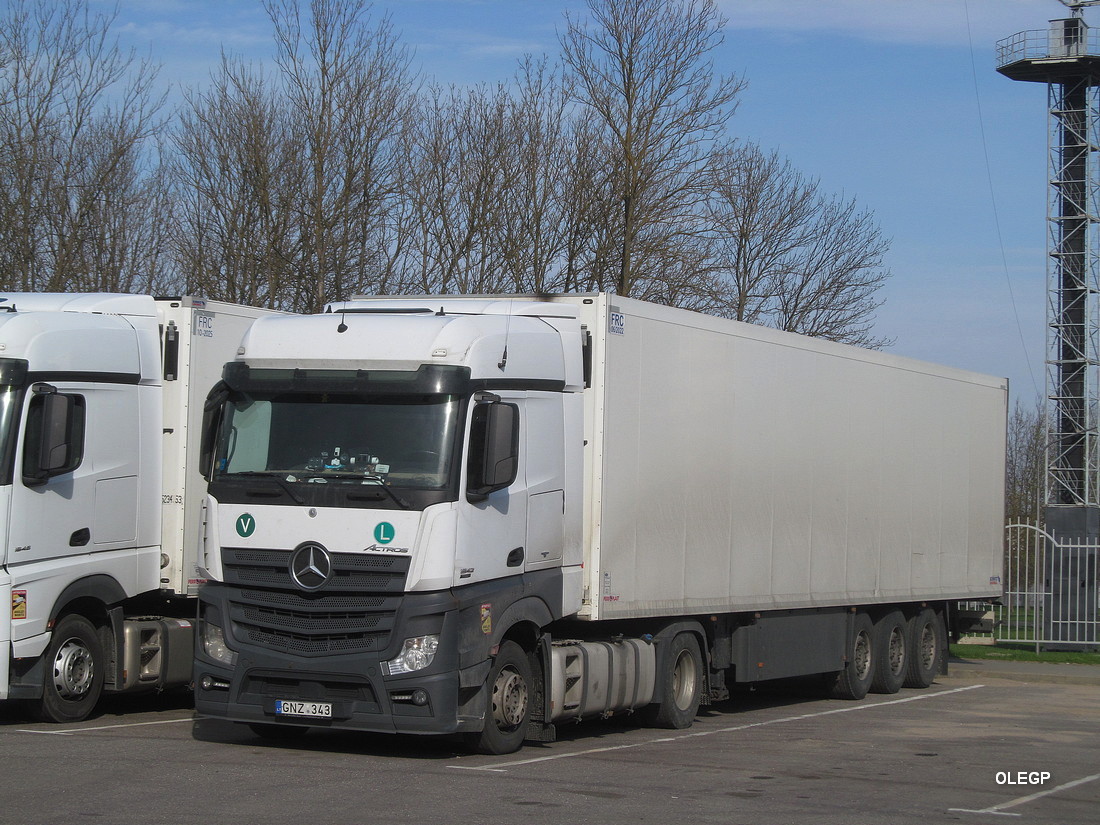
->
left=960, top=523, right=1100, bottom=651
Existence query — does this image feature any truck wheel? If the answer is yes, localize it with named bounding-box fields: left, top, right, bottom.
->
left=37, top=615, right=104, bottom=723
left=643, top=633, right=703, bottom=729
left=468, top=641, right=532, bottom=755
left=870, top=610, right=907, bottom=694
left=831, top=612, right=874, bottom=700
left=904, top=608, right=942, bottom=689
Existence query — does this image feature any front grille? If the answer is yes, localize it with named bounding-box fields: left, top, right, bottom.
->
left=222, top=547, right=407, bottom=592
left=221, top=546, right=410, bottom=658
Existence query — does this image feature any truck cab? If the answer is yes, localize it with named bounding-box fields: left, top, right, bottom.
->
left=195, top=300, right=586, bottom=752
left=0, top=294, right=274, bottom=722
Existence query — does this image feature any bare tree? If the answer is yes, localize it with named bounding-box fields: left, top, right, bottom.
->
left=560, top=0, right=744, bottom=297
left=0, top=0, right=167, bottom=292
left=704, top=142, right=892, bottom=347
left=1005, top=397, right=1046, bottom=524
left=495, top=57, right=575, bottom=294
left=266, top=0, right=415, bottom=312
left=172, top=56, right=302, bottom=308
left=401, top=82, right=523, bottom=295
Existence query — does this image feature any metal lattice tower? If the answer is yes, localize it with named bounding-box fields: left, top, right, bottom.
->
left=998, top=10, right=1100, bottom=536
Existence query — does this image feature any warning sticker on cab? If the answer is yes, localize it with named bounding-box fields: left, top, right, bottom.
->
left=12, top=590, right=26, bottom=619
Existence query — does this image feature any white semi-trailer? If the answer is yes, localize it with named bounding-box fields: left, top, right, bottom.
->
left=0, top=294, right=274, bottom=722
left=193, top=294, right=1006, bottom=753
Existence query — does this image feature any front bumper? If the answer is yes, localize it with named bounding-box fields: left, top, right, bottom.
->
left=194, top=582, right=490, bottom=735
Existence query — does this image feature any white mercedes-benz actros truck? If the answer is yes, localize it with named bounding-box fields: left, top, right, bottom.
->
left=193, top=294, right=1006, bottom=753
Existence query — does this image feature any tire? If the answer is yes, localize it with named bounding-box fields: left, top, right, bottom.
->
left=904, top=608, right=943, bottom=689
left=831, top=612, right=874, bottom=700
left=870, top=610, right=907, bottom=694
left=642, top=633, right=703, bottom=729
left=37, top=614, right=105, bottom=723
left=468, top=641, right=532, bottom=755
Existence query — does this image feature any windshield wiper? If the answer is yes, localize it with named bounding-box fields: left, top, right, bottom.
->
left=224, top=470, right=306, bottom=505
left=350, top=476, right=411, bottom=509
left=325, top=477, right=409, bottom=510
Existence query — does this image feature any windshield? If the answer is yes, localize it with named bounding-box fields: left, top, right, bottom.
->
left=213, top=391, right=462, bottom=499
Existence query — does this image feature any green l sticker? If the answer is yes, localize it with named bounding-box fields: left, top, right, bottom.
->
left=236, top=513, right=256, bottom=538
left=374, top=522, right=395, bottom=544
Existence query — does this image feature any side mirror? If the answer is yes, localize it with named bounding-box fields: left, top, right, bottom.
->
left=467, top=401, right=519, bottom=502
left=39, top=392, right=74, bottom=471
left=23, top=386, right=77, bottom=486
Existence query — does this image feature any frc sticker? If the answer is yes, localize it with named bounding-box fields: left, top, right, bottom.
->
left=480, top=603, right=492, bottom=635
left=193, top=310, right=215, bottom=338
left=609, top=310, right=625, bottom=335
left=12, top=590, right=26, bottom=620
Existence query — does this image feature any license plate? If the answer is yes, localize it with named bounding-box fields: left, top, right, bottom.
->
left=275, top=700, right=332, bottom=718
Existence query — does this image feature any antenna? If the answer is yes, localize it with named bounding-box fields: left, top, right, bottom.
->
left=998, top=3, right=1100, bottom=647
left=1061, top=0, right=1100, bottom=18
left=498, top=297, right=514, bottom=371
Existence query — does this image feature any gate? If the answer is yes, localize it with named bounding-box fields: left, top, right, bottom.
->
left=962, top=523, right=1099, bottom=651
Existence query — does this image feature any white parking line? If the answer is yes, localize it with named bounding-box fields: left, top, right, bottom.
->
left=17, top=716, right=194, bottom=735
left=950, top=772, right=1100, bottom=818
left=448, top=684, right=986, bottom=772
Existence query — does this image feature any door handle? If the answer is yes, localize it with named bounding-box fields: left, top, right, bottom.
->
left=69, top=527, right=90, bottom=547
left=506, top=547, right=525, bottom=567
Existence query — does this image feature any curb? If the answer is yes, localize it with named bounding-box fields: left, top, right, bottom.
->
left=944, top=660, right=1100, bottom=687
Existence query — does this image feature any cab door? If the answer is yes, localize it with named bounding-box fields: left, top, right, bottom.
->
left=454, top=393, right=528, bottom=586
left=6, top=382, right=140, bottom=641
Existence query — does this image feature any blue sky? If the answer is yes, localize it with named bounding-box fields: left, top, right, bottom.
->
left=96, top=0, right=1079, bottom=405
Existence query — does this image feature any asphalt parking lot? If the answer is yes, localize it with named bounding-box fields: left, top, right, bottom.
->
left=0, top=663, right=1096, bottom=825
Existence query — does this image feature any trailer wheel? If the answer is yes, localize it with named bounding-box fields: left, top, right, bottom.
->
left=870, top=610, right=907, bottom=694
left=831, top=612, right=874, bottom=700
left=37, top=615, right=104, bottom=723
left=643, top=633, right=703, bottom=729
left=468, top=641, right=532, bottom=755
left=904, top=608, right=942, bottom=689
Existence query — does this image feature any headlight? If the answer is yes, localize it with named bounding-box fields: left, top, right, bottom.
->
left=384, top=634, right=439, bottom=675
left=201, top=607, right=237, bottom=666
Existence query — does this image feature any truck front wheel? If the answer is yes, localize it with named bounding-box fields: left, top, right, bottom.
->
left=468, top=641, right=532, bottom=755
left=37, top=614, right=105, bottom=723
left=643, top=632, right=703, bottom=729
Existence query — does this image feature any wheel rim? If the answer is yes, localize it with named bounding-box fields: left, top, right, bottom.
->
left=918, top=624, right=936, bottom=671
left=853, top=630, right=872, bottom=681
left=671, top=648, right=698, bottom=711
left=51, top=637, right=94, bottom=700
left=490, top=666, right=528, bottom=731
left=887, top=627, right=905, bottom=676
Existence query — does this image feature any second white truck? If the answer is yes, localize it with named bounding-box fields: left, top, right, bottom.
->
left=0, top=294, right=274, bottom=721
left=193, top=294, right=1006, bottom=753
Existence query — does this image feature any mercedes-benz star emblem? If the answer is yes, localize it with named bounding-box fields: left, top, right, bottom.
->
left=289, top=542, right=333, bottom=591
